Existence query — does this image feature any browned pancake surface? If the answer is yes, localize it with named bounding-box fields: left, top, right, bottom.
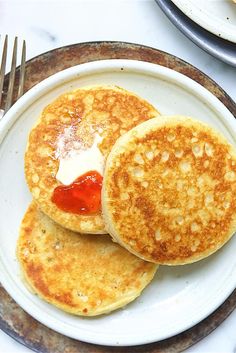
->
left=17, top=202, right=157, bottom=316
left=25, top=86, right=158, bottom=233
left=102, top=116, right=236, bottom=264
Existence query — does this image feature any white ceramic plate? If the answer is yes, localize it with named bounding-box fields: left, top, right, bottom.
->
left=171, top=0, right=236, bottom=43
left=0, top=59, right=235, bottom=347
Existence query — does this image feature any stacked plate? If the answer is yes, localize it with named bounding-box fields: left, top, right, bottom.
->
left=156, top=0, right=236, bottom=66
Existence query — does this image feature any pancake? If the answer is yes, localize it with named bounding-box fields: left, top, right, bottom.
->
left=25, top=85, right=159, bottom=234
left=17, top=202, right=157, bottom=316
left=102, top=115, right=236, bottom=265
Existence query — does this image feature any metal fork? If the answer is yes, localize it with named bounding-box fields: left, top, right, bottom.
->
left=0, top=35, right=26, bottom=119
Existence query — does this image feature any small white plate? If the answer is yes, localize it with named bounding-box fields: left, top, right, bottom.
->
left=0, top=59, right=235, bottom=347
left=171, top=0, right=236, bottom=43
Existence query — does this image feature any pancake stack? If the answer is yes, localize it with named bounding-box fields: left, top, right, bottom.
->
left=17, top=85, right=236, bottom=316
left=19, top=85, right=159, bottom=316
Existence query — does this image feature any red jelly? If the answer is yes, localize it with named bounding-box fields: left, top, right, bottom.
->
left=52, top=171, right=103, bottom=215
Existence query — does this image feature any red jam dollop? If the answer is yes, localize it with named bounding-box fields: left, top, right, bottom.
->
left=52, top=171, right=103, bottom=215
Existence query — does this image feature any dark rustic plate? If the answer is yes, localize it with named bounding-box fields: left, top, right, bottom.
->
left=0, top=41, right=235, bottom=353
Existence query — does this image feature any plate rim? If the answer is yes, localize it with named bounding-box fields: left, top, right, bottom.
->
left=0, top=58, right=236, bottom=347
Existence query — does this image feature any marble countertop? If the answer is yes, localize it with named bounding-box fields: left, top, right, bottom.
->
left=0, top=0, right=235, bottom=352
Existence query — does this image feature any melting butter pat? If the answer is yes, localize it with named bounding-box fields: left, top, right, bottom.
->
left=56, top=134, right=104, bottom=185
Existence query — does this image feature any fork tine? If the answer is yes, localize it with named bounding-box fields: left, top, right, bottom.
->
left=0, top=35, right=8, bottom=108
left=4, top=36, right=17, bottom=113
left=17, top=40, right=26, bottom=100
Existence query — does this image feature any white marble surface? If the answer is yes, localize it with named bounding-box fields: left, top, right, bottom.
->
left=0, top=0, right=235, bottom=352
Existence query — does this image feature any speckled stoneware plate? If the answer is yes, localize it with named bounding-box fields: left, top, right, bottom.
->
left=171, top=0, right=236, bottom=43
left=156, top=0, right=236, bottom=67
left=0, top=42, right=235, bottom=353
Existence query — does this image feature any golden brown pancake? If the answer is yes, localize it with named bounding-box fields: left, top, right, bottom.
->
left=25, top=85, right=159, bottom=234
left=102, top=115, right=236, bottom=265
left=17, top=202, right=157, bottom=316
